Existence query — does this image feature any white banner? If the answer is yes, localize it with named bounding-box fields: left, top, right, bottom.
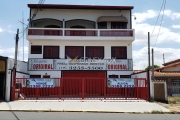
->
left=28, top=59, right=132, bottom=71
left=28, top=59, right=53, bottom=70
left=107, top=78, right=135, bottom=88
left=26, top=78, right=54, bottom=88
left=53, top=59, right=106, bottom=70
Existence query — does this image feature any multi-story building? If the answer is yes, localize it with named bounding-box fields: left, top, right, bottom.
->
left=27, top=4, right=134, bottom=78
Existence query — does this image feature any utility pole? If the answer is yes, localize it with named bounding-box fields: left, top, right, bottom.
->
left=147, top=32, right=151, bottom=101
left=152, top=48, right=154, bottom=80
left=14, top=29, right=19, bottom=69
left=11, top=29, right=19, bottom=101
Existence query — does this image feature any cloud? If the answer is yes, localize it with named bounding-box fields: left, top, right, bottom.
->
left=172, top=25, right=180, bottom=29
left=132, top=23, right=180, bottom=45
left=163, top=10, right=180, bottom=20
left=133, top=47, right=180, bottom=70
left=0, top=46, right=28, bottom=61
left=0, top=28, right=3, bottom=32
left=133, top=10, right=157, bottom=23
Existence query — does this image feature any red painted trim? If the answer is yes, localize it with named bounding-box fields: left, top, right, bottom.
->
left=28, top=4, right=134, bottom=10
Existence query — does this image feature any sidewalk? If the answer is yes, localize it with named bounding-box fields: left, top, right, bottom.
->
left=0, top=100, right=170, bottom=113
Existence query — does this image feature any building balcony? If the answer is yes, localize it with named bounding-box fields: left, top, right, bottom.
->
left=27, top=28, right=135, bottom=41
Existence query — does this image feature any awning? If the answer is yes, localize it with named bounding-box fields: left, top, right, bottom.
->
left=97, top=16, right=128, bottom=22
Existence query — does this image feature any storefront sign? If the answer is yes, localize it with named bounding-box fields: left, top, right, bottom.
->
left=26, top=78, right=54, bottom=88
left=28, top=59, right=133, bottom=71
left=107, top=78, right=135, bottom=88
left=107, top=60, right=133, bottom=70
left=53, top=59, right=106, bottom=70
left=0, top=60, right=5, bottom=72
left=28, top=59, right=53, bottom=70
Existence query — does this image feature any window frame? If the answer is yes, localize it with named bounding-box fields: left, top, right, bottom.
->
left=120, top=75, right=131, bottom=78
left=30, top=75, right=41, bottom=78
left=109, top=75, right=118, bottom=78
left=43, top=46, right=59, bottom=59
left=65, top=46, right=84, bottom=59
left=31, top=45, right=42, bottom=54
left=85, top=46, right=104, bottom=59
left=111, top=46, right=127, bottom=59
left=111, top=22, right=127, bottom=29
left=98, top=22, right=107, bottom=29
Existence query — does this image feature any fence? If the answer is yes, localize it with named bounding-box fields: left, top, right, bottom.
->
left=11, top=78, right=149, bottom=101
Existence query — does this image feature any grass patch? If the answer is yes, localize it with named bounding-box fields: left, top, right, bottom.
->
left=168, top=96, right=180, bottom=104
left=151, top=110, right=164, bottom=114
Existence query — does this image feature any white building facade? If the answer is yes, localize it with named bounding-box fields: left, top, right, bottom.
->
left=27, top=4, right=135, bottom=79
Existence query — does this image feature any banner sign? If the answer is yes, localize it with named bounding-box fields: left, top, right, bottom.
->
left=107, top=78, right=135, bottom=88
left=107, top=60, right=132, bottom=70
left=26, top=78, right=54, bottom=88
left=28, top=59, right=133, bottom=71
left=53, top=59, right=106, bottom=70
left=28, top=59, right=53, bottom=70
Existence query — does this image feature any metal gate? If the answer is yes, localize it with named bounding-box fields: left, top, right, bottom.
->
left=12, top=78, right=149, bottom=101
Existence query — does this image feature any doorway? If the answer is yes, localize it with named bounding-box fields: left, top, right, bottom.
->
left=0, top=73, right=5, bottom=100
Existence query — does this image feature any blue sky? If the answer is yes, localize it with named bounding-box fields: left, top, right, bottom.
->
left=0, top=0, right=180, bottom=70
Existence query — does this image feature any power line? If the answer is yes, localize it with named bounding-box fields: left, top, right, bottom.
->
left=154, top=0, right=166, bottom=47
left=151, top=0, right=165, bottom=37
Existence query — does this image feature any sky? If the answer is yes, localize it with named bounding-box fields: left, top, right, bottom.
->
left=0, top=0, right=180, bottom=70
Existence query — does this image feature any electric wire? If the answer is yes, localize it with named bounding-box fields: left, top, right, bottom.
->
left=154, top=0, right=166, bottom=47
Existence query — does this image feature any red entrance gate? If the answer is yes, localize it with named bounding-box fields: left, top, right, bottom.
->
left=11, top=78, right=149, bottom=101
left=62, top=71, right=106, bottom=98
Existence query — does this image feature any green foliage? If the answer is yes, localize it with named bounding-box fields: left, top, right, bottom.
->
left=145, top=65, right=160, bottom=70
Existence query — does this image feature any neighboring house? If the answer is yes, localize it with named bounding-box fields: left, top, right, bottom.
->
left=24, top=4, right=139, bottom=99
left=0, top=56, right=29, bottom=101
left=153, top=59, right=180, bottom=97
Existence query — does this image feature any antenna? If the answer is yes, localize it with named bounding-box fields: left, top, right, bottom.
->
left=163, top=53, right=165, bottom=64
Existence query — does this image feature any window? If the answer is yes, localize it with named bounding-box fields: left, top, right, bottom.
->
left=31, top=46, right=42, bottom=54
left=120, top=75, right=131, bottom=78
left=65, top=46, right=84, bottom=59
left=111, top=22, right=127, bottom=29
left=98, top=22, right=107, bottom=29
left=43, top=75, right=50, bottom=78
left=111, top=47, right=127, bottom=59
left=86, top=46, right=104, bottom=59
left=43, top=46, right=59, bottom=59
left=30, top=75, right=41, bottom=78
left=109, top=75, right=118, bottom=78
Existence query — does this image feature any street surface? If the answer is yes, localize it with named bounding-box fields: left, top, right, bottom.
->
left=0, top=112, right=179, bottom=120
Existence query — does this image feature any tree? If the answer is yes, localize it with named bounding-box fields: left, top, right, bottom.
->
left=145, top=65, right=160, bottom=70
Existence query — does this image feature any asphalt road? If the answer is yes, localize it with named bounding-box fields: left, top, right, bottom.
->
left=0, top=112, right=179, bottom=120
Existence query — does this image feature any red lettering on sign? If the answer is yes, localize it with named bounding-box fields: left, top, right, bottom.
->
left=32, top=64, right=53, bottom=70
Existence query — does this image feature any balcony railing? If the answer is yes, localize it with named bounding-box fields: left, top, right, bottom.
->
left=27, top=28, right=134, bottom=37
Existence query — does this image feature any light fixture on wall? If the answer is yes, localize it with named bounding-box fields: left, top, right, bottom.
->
left=132, top=15, right=137, bottom=20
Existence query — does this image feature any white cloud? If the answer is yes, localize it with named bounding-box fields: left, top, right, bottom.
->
left=172, top=25, right=180, bottom=29
left=0, top=46, right=28, bottom=61
left=0, top=28, right=3, bottom=32
left=132, top=23, right=180, bottom=45
left=133, top=47, right=180, bottom=70
left=163, top=10, right=180, bottom=20
left=133, top=10, right=157, bottom=23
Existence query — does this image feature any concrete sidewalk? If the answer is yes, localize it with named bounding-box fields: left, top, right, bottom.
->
left=0, top=100, right=169, bottom=113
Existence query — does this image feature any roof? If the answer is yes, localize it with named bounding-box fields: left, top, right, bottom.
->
left=154, top=71, right=180, bottom=77
left=28, top=4, right=134, bottom=10
left=163, top=59, right=180, bottom=66
left=155, top=61, right=180, bottom=71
